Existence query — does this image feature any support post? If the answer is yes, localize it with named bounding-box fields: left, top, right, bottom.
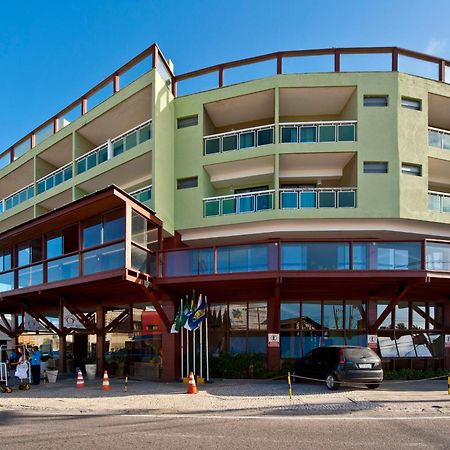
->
left=95, top=305, right=105, bottom=376
left=267, top=283, right=281, bottom=372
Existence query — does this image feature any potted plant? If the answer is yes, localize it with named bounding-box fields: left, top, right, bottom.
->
left=46, top=359, right=58, bottom=383
left=83, top=354, right=97, bottom=380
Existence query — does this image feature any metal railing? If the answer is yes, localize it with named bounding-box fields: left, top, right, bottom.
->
left=280, top=188, right=357, bottom=209
left=130, top=185, right=152, bottom=206
left=204, top=124, right=275, bottom=155
left=75, top=120, right=151, bottom=175
left=1, top=183, right=35, bottom=214
left=204, top=189, right=275, bottom=217
left=428, top=190, right=450, bottom=213
left=428, top=127, right=450, bottom=150
left=36, top=162, right=73, bottom=196
left=279, top=121, right=357, bottom=143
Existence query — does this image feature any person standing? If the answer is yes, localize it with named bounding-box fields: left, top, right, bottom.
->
left=30, top=346, right=42, bottom=385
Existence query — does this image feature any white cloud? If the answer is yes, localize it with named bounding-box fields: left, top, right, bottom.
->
left=425, top=39, right=447, bottom=56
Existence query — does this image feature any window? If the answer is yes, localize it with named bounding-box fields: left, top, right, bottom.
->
left=82, top=209, right=125, bottom=249
left=401, top=97, right=421, bottom=111
left=401, top=163, right=422, bottom=176
left=17, top=238, right=42, bottom=267
left=363, top=96, right=388, bottom=107
left=0, top=249, right=12, bottom=272
left=177, top=115, right=198, bottom=129
left=46, top=225, right=78, bottom=259
left=177, top=177, right=198, bottom=189
left=363, top=161, right=388, bottom=174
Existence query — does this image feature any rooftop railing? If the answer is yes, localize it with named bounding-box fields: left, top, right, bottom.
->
left=428, top=127, right=450, bottom=151
left=280, top=121, right=356, bottom=143
left=0, top=44, right=172, bottom=172
left=428, top=191, right=450, bottom=213
left=161, top=239, right=450, bottom=277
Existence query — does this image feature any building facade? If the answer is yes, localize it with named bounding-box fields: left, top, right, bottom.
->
left=0, top=45, right=449, bottom=380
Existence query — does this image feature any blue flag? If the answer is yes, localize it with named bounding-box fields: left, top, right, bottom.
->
left=185, top=294, right=207, bottom=331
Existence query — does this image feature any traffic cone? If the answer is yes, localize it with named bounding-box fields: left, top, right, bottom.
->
left=102, top=370, right=112, bottom=391
left=187, top=371, right=198, bottom=395
left=76, top=370, right=85, bottom=389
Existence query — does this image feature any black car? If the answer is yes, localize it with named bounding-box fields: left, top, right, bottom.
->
left=293, top=346, right=383, bottom=390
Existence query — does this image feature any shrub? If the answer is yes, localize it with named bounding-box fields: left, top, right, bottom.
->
left=210, top=353, right=267, bottom=378
left=383, top=368, right=448, bottom=380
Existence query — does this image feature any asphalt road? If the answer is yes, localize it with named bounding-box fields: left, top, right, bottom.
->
left=1, top=411, right=449, bottom=449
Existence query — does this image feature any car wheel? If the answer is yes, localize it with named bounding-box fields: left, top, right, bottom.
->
left=366, top=383, right=380, bottom=389
left=325, top=373, right=338, bottom=390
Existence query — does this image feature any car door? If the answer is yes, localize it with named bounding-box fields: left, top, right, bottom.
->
left=298, top=349, right=318, bottom=378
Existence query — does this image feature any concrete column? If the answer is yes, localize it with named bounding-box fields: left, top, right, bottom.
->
left=95, top=305, right=105, bottom=375
left=267, top=285, right=281, bottom=372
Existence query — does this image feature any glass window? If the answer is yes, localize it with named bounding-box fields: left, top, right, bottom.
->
left=378, top=336, right=398, bottom=357
left=395, top=303, right=409, bottom=329
left=0, top=271, right=14, bottom=292
left=177, top=115, right=198, bottom=129
left=177, top=177, right=198, bottom=189
left=47, top=255, right=79, bottom=282
left=18, top=264, right=43, bottom=288
left=401, top=163, right=422, bottom=176
left=222, top=134, right=238, bottom=152
left=281, top=331, right=301, bottom=358
left=426, top=242, right=450, bottom=271
left=103, top=210, right=125, bottom=243
left=428, top=129, right=442, bottom=148
left=401, top=97, right=421, bottom=110
left=377, top=302, right=392, bottom=329
left=363, top=96, right=388, bottom=107
left=345, top=301, right=365, bottom=330
left=46, top=232, right=63, bottom=259
left=229, top=304, right=247, bottom=330
left=17, top=238, right=42, bottom=267
left=301, top=302, right=322, bottom=330
left=131, top=211, right=153, bottom=247
left=0, top=249, right=12, bottom=272
left=323, top=301, right=344, bottom=330
left=83, top=242, right=124, bottom=275
left=281, top=127, right=298, bottom=143
left=364, top=162, right=388, bottom=173
left=280, top=303, right=300, bottom=330
left=131, top=245, right=151, bottom=274
left=248, top=303, right=267, bottom=330
left=83, top=217, right=102, bottom=249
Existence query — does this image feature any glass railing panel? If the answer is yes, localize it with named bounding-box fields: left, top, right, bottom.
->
left=98, top=146, right=108, bottom=164
left=443, top=196, right=450, bottom=212
left=318, top=191, right=336, bottom=207
left=256, top=192, right=273, bottom=211
left=4, top=185, right=34, bottom=211
left=299, top=191, right=317, bottom=208
left=138, top=123, right=151, bottom=143
left=217, top=243, right=277, bottom=273
left=338, top=124, right=355, bottom=141
left=443, top=133, right=450, bottom=150
left=428, top=193, right=441, bottom=212
left=299, top=126, right=317, bottom=143
left=281, top=126, right=298, bottom=143
left=257, top=128, right=274, bottom=146
left=426, top=241, right=450, bottom=271
left=281, top=242, right=350, bottom=270
left=36, top=164, right=73, bottom=196
left=222, top=197, right=237, bottom=215
left=164, top=248, right=214, bottom=276
left=222, top=134, right=238, bottom=151
left=126, top=132, right=137, bottom=150
left=18, top=264, right=43, bottom=288
left=131, top=244, right=156, bottom=276
left=83, top=242, right=125, bottom=275
left=87, top=152, right=97, bottom=170
left=338, top=191, right=356, bottom=207
left=113, top=139, right=124, bottom=156
left=239, top=131, right=255, bottom=149
left=14, top=140, right=31, bottom=159
left=352, top=242, right=422, bottom=270
left=0, top=153, right=11, bottom=170
left=204, top=199, right=220, bottom=217
left=0, top=271, right=14, bottom=292
left=319, top=125, right=336, bottom=142
left=47, top=255, right=79, bottom=282
left=280, top=191, right=298, bottom=208
left=76, top=159, right=87, bottom=175
left=131, top=186, right=152, bottom=206
left=205, top=138, right=220, bottom=155
left=428, top=129, right=442, bottom=148
left=238, top=195, right=255, bottom=213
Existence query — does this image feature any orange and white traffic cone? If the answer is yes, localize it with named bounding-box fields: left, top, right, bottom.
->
left=102, top=370, right=112, bottom=391
left=187, top=371, right=198, bottom=395
left=76, top=370, right=85, bottom=389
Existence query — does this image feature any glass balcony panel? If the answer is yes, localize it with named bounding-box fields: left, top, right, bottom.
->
left=239, top=131, right=255, bottom=149
left=37, top=181, right=45, bottom=195
left=5, top=198, right=12, bottom=210
left=222, top=198, right=237, bottom=215
left=83, top=242, right=125, bottom=275
left=222, top=134, right=238, bottom=152
left=47, top=255, right=79, bottom=282
left=238, top=195, right=255, bottom=213
left=281, top=242, right=349, bottom=270
left=164, top=248, right=213, bottom=276
left=131, top=245, right=152, bottom=274
left=125, top=132, right=137, bottom=150
left=0, top=153, right=10, bottom=170
left=319, top=125, right=336, bottom=142
left=217, top=244, right=274, bottom=273
left=338, top=124, right=355, bottom=141
left=299, top=126, right=317, bottom=143
left=113, top=140, right=124, bottom=157
left=0, top=271, right=14, bottom=292
left=204, top=200, right=220, bottom=217
left=77, top=159, right=86, bottom=175
left=54, top=171, right=63, bottom=186
left=204, top=138, right=220, bottom=155
left=87, top=153, right=97, bottom=170
left=443, top=133, right=450, bottom=150
left=139, top=124, right=151, bottom=143
left=426, top=242, right=450, bottom=271
left=428, top=130, right=442, bottom=148
left=338, top=191, right=355, bottom=207
left=428, top=193, right=441, bottom=211
left=257, top=128, right=274, bottom=146
left=280, top=191, right=298, bottom=209
left=300, top=191, right=316, bottom=208
left=318, top=191, right=336, bottom=208
left=353, top=242, right=421, bottom=270
left=443, top=196, right=450, bottom=212
left=281, top=127, right=298, bottom=143
left=256, top=192, right=273, bottom=211
left=45, top=177, right=54, bottom=191
left=12, top=195, right=19, bottom=207
left=19, top=190, right=27, bottom=203
left=18, top=264, right=43, bottom=288
left=98, top=147, right=108, bottom=164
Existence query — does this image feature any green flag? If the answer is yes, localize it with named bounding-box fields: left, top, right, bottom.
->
left=170, top=301, right=183, bottom=333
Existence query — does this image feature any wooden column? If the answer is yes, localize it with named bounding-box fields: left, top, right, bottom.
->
left=159, top=292, right=179, bottom=381
left=95, top=305, right=105, bottom=375
left=58, top=334, right=66, bottom=373
left=444, top=300, right=450, bottom=370
left=267, top=284, right=281, bottom=372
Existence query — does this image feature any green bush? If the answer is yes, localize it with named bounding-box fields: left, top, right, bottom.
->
left=383, top=368, right=448, bottom=380
left=210, top=353, right=268, bottom=378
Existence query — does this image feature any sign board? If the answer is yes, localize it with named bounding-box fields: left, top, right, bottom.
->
left=268, top=333, right=280, bottom=348
left=367, top=334, right=378, bottom=348
left=445, top=335, right=450, bottom=348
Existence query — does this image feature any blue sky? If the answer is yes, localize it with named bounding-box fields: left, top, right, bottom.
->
left=0, top=0, right=449, bottom=151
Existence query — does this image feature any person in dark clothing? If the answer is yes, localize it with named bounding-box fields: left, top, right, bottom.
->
left=30, top=346, right=42, bottom=385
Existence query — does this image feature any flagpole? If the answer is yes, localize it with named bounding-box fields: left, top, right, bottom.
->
left=186, top=296, right=189, bottom=378
left=180, top=297, right=184, bottom=380
left=205, top=296, right=210, bottom=382
left=193, top=322, right=196, bottom=376
left=200, top=322, right=203, bottom=379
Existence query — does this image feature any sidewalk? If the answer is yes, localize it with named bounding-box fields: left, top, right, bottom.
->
left=1, top=377, right=449, bottom=416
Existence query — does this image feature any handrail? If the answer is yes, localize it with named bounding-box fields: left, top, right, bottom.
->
left=36, top=161, right=72, bottom=184
left=204, top=189, right=275, bottom=202
left=280, top=187, right=356, bottom=192
left=428, top=126, right=450, bottom=134
left=428, top=190, right=450, bottom=197
left=280, top=120, right=357, bottom=126
left=204, top=123, right=275, bottom=139
left=4, top=182, right=34, bottom=203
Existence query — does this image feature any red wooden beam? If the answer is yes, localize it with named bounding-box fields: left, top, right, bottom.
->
left=60, top=298, right=98, bottom=333
left=0, top=323, right=14, bottom=338
left=21, top=303, right=61, bottom=335
left=103, top=309, right=130, bottom=333
left=139, top=285, right=171, bottom=331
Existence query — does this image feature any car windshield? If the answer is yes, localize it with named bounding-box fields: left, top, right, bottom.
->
left=344, top=347, right=377, bottom=359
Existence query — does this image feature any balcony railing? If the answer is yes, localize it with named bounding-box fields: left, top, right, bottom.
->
left=204, top=124, right=275, bottom=155
left=162, top=240, right=450, bottom=277
left=280, top=121, right=357, bottom=144
left=280, top=188, right=356, bottom=209
left=37, top=162, right=73, bottom=196
left=204, top=190, right=275, bottom=217
left=130, top=185, right=152, bottom=207
left=1, top=183, right=35, bottom=214
left=428, top=127, right=450, bottom=150
left=428, top=191, right=450, bottom=213
left=76, top=120, right=152, bottom=175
